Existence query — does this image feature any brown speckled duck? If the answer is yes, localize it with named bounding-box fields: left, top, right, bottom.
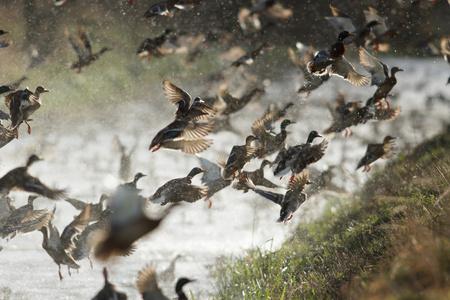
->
left=0, top=196, right=52, bottom=239
left=40, top=205, right=92, bottom=280
left=149, top=79, right=215, bottom=154
left=0, top=155, right=66, bottom=199
left=273, top=131, right=328, bottom=181
left=150, top=167, right=208, bottom=205
left=233, top=159, right=279, bottom=193
left=4, top=86, right=49, bottom=137
left=359, top=46, right=403, bottom=109
left=323, top=91, right=401, bottom=136
left=356, top=136, right=397, bottom=172
left=64, top=26, right=111, bottom=73
left=222, top=135, right=260, bottom=180
left=247, top=169, right=312, bottom=223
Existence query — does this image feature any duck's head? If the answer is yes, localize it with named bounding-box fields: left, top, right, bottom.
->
left=26, top=154, right=42, bottom=167
left=0, top=85, right=14, bottom=94
left=28, top=195, right=39, bottom=205
left=35, top=86, right=49, bottom=95
left=337, top=31, right=355, bottom=41
left=280, top=119, right=296, bottom=130
left=261, top=159, right=273, bottom=168
left=0, top=30, right=10, bottom=35
left=383, top=136, right=396, bottom=144
left=187, top=167, right=207, bottom=178
left=245, top=135, right=258, bottom=145
left=306, top=131, right=322, bottom=143
left=175, top=277, right=196, bottom=294
left=134, top=172, right=147, bottom=182
left=391, top=67, right=404, bottom=76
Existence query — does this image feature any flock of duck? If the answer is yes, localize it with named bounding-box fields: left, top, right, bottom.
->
left=0, top=0, right=449, bottom=298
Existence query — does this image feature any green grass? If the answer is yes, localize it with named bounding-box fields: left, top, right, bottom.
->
left=213, top=125, right=450, bottom=299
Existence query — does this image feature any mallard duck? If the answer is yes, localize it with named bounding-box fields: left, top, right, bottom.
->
left=159, top=254, right=183, bottom=281
left=65, top=194, right=109, bottom=222
left=323, top=91, right=401, bottom=136
left=440, top=35, right=450, bottom=84
left=40, top=204, right=92, bottom=280
left=264, top=102, right=294, bottom=121
left=231, top=43, right=273, bottom=67
left=63, top=26, right=111, bottom=73
left=175, top=278, right=196, bottom=300
left=356, top=136, right=397, bottom=172
left=358, top=46, right=403, bottom=109
left=363, top=7, right=401, bottom=52
left=325, top=5, right=380, bottom=48
left=71, top=208, right=135, bottom=268
left=325, top=96, right=401, bottom=136
left=323, top=90, right=362, bottom=135
left=222, top=135, right=260, bottom=180
left=95, top=182, right=174, bottom=260
left=136, top=264, right=169, bottom=300
left=233, top=159, right=278, bottom=192
left=149, top=118, right=214, bottom=154
left=197, top=157, right=232, bottom=206
left=92, top=268, right=127, bottom=300
left=307, top=31, right=370, bottom=87
left=247, top=169, right=311, bottom=223
left=137, top=29, right=174, bottom=61
left=162, top=79, right=215, bottom=121
left=0, top=196, right=52, bottom=239
left=273, top=131, right=327, bottom=180
left=288, top=44, right=330, bottom=96
left=149, top=80, right=215, bottom=154
left=252, top=113, right=295, bottom=157
left=4, top=86, right=49, bottom=136
left=150, top=167, right=208, bottom=205
left=136, top=264, right=195, bottom=300
left=217, top=84, right=265, bottom=117
left=113, top=135, right=137, bottom=182
left=143, top=0, right=203, bottom=18
left=122, top=172, right=147, bottom=191
left=0, top=155, right=66, bottom=199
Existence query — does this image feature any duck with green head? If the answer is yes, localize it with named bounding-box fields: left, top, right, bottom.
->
left=253, top=118, right=296, bottom=157
left=359, top=46, right=403, bottom=109
left=307, top=31, right=369, bottom=86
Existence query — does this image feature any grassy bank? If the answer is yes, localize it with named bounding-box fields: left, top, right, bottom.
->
left=213, top=125, right=450, bottom=299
